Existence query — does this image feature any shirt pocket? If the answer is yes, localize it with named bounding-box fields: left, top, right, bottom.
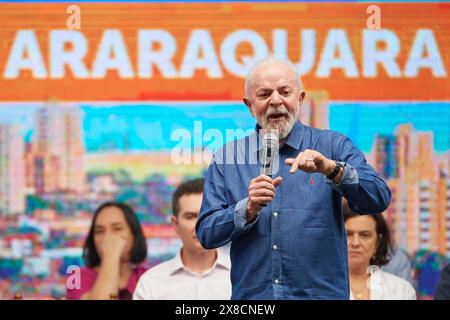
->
left=304, top=172, right=333, bottom=211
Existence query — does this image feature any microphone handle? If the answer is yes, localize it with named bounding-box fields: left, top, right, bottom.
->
left=260, top=146, right=273, bottom=207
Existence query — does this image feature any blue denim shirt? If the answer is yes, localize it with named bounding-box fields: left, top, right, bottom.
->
left=196, top=121, right=391, bottom=300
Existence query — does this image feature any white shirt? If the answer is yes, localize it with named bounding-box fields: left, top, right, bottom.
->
left=350, top=268, right=416, bottom=300
left=133, top=249, right=231, bottom=300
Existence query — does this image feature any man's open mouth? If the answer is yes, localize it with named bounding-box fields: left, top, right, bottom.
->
left=268, top=113, right=286, bottom=120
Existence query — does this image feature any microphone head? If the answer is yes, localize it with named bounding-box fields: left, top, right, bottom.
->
left=261, top=132, right=279, bottom=149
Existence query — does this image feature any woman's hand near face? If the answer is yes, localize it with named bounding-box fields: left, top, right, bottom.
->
left=100, top=233, right=128, bottom=261
left=82, top=204, right=138, bottom=300
left=85, top=234, right=128, bottom=300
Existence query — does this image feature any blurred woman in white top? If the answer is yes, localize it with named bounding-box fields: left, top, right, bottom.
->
left=343, top=200, right=416, bottom=300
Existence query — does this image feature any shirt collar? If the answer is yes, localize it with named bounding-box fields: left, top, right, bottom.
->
left=167, top=250, right=185, bottom=275
left=214, top=248, right=231, bottom=270
left=284, top=121, right=304, bottom=151
left=249, top=120, right=304, bottom=153
left=168, top=248, right=231, bottom=276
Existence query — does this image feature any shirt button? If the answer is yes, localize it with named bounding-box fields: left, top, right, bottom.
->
left=273, top=212, right=278, bottom=218
left=274, top=279, right=280, bottom=284
left=272, top=244, right=278, bottom=250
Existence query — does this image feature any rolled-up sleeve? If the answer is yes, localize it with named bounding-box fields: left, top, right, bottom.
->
left=196, top=154, right=258, bottom=249
left=329, top=135, right=391, bottom=214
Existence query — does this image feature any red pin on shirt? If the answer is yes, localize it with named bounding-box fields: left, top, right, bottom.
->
left=309, top=177, right=315, bottom=185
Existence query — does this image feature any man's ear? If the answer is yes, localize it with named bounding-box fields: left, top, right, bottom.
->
left=171, top=215, right=178, bottom=227
left=171, top=215, right=180, bottom=236
left=299, top=91, right=306, bottom=105
left=243, top=97, right=254, bottom=117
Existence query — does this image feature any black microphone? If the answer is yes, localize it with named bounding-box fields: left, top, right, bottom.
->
left=260, top=132, right=279, bottom=178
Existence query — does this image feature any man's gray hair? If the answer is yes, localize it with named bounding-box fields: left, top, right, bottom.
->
left=244, top=56, right=303, bottom=97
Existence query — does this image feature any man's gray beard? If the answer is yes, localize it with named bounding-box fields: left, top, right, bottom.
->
left=258, top=113, right=298, bottom=139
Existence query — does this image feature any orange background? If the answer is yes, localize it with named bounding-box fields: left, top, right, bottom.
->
left=0, top=2, right=449, bottom=101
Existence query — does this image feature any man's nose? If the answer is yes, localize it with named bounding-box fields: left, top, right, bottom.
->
left=269, top=90, right=282, bottom=106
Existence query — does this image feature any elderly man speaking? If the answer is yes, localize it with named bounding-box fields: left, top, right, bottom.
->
left=196, top=57, right=391, bottom=300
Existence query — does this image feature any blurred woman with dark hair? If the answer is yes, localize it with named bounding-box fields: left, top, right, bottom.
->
left=343, top=200, right=416, bottom=300
left=67, top=202, right=148, bottom=300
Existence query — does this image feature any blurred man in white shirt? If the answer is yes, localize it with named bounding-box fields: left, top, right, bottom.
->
left=134, top=178, right=231, bottom=300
